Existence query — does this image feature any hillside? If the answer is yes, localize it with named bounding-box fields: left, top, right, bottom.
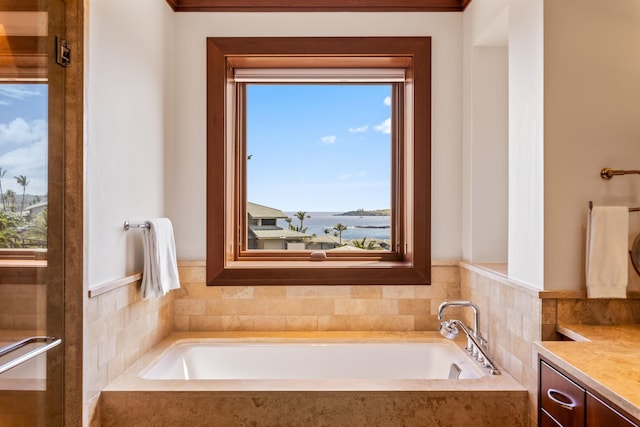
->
left=335, top=209, right=390, bottom=217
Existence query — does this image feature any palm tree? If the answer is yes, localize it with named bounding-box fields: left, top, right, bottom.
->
left=352, top=237, right=376, bottom=250
left=14, top=175, right=29, bottom=214
left=332, top=223, right=347, bottom=245
left=295, top=211, right=310, bottom=230
left=0, top=167, right=6, bottom=211
left=4, top=189, right=16, bottom=212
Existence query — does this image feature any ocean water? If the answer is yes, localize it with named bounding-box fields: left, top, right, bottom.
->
left=279, top=212, right=391, bottom=241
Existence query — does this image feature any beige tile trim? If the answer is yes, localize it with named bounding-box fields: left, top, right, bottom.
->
left=87, top=261, right=205, bottom=298
left=88, top=259, right=458, bottom=299
left=88, top=272, right=142, bottom=298
left=459, top=261, right=541, bottom=297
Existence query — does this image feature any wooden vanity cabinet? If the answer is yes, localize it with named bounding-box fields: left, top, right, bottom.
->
left=539, top=358, right=640, bottom=427
left=540, top=360, right=585, bottom=426
left=587, top=392, right=638, bottom=427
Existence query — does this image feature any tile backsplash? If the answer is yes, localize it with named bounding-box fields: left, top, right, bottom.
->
left=85, top=278, right=173, bottom=426
left=173, top=261, right=461, bottom=332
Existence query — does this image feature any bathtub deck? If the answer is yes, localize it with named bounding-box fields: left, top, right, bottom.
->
left=101, top=331, right=528, bottom=426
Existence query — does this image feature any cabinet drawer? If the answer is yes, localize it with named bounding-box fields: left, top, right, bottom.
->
left=540, top=408, right=563, bottom=427
left=587, top=392, right=639, bottom=427
left=540, top=361, right=585, bottom=426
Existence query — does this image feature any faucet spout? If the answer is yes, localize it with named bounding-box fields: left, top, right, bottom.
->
left=437, top=300, right=481, bottom=338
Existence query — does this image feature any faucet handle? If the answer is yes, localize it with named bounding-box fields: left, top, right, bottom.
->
left=475, top=334, right=488, bottom=349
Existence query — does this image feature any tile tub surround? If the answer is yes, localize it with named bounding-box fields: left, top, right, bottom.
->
left=101, top=331, right=528, bottom=427
left=459, top=263, right=542, bottom=427
left=85, top=276, right=174, bottom=426
left=174, top=261, right=461, bottom=332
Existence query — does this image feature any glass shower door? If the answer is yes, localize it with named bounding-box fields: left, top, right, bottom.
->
left=0, top=0, right=65, bottom=425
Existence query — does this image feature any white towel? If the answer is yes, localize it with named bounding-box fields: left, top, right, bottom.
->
left=586, top=206, right=629, bottom=298
left=141, top=218, right=181, bottom=299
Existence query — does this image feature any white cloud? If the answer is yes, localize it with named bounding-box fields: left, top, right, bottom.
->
left=0, top=86, right=42, bottom=101
left=0, top=118, right=47, bottom=146
left=0, top=117, right=48, bottom=194
left=321, top=135, right=337, bottom=144
left=349, top=125, right=368, bottom=133
left=0, top=100, right=10, bottom=106
left=338, top=170, right=366, bottom=180
left=0, top=139, right=48, bottom=194
left=383, top=96, right=391, bottom=106
left=374, top=118, right=391, bottom=134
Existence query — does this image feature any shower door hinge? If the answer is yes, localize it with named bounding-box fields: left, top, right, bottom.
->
left=56, top=37, right=71, bottom=68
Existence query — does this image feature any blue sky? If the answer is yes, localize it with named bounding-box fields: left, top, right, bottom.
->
left=247, top=84, right=391, bottom=212
left=0, top=84, right=48, bottom=195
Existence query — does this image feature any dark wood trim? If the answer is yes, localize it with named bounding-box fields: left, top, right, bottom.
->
left=207, top=37, right=431, bottom=286
left=168, top=0, right=467, bottom=12
left=164, top=0, right=178, bottom=11
left=460, top=0, right=473, bottom=10
left=0, top=0, right=42, bottom=11
left=62, top=0, right=85, bottom=425
left=0, top=36, right=47, bottom=80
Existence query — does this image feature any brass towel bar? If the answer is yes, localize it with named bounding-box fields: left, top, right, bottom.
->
left=597, top=167, right=640, bottom=211
left=600, top=167, right=640, bottom=180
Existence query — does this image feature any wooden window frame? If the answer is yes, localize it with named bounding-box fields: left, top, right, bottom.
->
left=207, top=37, right=431, bottom=286
left=165, top=0, right=471, bottom=13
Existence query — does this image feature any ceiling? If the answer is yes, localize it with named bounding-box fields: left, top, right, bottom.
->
left=165, top=0, right=472, bottom=12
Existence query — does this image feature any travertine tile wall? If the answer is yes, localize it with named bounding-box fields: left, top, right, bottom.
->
left=459, top=263, right=541, bottom=427
left=0, top=284, right=46, bottom=331
left=85, top=279, right=174, bottom=427
left=555, top=298, right=640, bottom=325
left=173, top=261, right=461, bottom=332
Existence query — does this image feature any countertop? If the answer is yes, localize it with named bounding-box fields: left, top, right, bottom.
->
left=534, top=324, right=640, bottom=422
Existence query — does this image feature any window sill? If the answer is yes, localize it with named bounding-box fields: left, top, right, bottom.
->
left=0, top=260, right=47, bottom=284
left=210, top=259, right=429, bottom=286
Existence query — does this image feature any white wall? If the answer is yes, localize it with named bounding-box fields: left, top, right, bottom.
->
left=465, top=0, right=545, bottom=288
left=86, top=0, right=175, bottom=287
left=544, top=0, right=640, bottom=291
left=464, top=0, right=640, bottom=291
left=468, top=46, right=508, bottom=263
left=168, top=12, right=464, bottom=261
left=506, top=0, right=545, bottom=288
left=462, top=0, right=509, bottom=264
left=86, top=2, right=640, bottom=292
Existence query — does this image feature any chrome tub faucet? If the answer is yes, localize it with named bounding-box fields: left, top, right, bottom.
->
left=437, top=300, right=486, bottom=351
left=437, top=300, right=500, bottom=375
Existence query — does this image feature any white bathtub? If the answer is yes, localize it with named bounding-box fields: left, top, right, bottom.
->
left=141, top=340, right=485, bottom=381
left=103, top=333, right=528, bottom=426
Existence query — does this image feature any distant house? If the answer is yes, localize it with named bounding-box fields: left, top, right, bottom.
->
left=247, top=202, right=309, bottom=250
left=23, top=201, right=47, bottom=222
left=306, top=233, right=341, bottom=250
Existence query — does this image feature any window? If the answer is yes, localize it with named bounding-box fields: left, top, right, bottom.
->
left=0, top=36, right=48, bottom=262
left=207, top=37, right=431, bottom=286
